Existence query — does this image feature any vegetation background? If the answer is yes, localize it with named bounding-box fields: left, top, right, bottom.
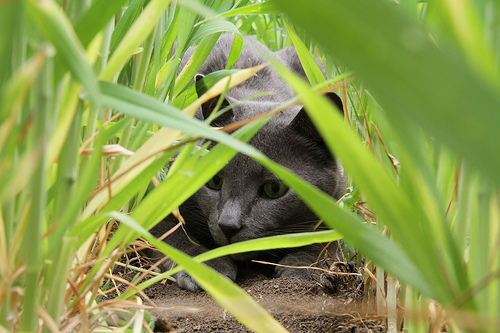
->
left=0, top=0, right=499, bottom=332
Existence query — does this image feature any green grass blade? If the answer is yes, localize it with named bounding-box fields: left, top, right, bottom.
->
left=177, top=0, right=216, bottom=19
left=82, top=117, right=269, bottom=297
left=104, top=115, right=270, bottom=251
left=70, top=148, right=176, bottom=247
left=19, top=50, right=53, bottom=333
left=218, top=1, right=280, bottom=18
left=0, top=149, right=42, bottom=205
left=257, top=52, right=452, bottom=301
left=98, top=68, right=269, bottom=156
left=0, top=0, right=18, bottom=85
left=75, top=0, right=129, bottom=48
left=191, top=20, right=240, bottom=45
left=108, top=212, right=289, bottom=333
left=56, top=121, right=123, bottom=246
left=282, top=19, right=325, bottom=85
left=275, top=0, right=500, bottom=187
left=174, top=33, right=222, bottom=96
left=0, top=49, right=47, bottom=145
left=261, top=160, right=435, bottom=297
left=435, top=0, right=496, bottom=81
left=47, top=79, right=80, bottom=165
left=195, top=230, right=342, bottom=262
left=194, top=69, right=240, bottom=96
left=98, top=79, right=432, bottom=298
left=226, top=32, right=243, bottom=69
left=117, top=230, right=342, bottom=300
left=100, top=0, right=171, bottom=81
left=24, top=0, right=101, bottom=107
left=157, top=9, right=179, bottom=75
left=108, top=0, right=147, bottom=55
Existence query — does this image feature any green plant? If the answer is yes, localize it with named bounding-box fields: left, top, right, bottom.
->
left=0, top=0, right=304, bottom=331
left=273, top=0, right=500, bottom=331
left=1, top=0, right=498, bottom=332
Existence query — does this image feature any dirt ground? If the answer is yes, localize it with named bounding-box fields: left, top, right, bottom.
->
left=111, top=259, right=387, bottom=333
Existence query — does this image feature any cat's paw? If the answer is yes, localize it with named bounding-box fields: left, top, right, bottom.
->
left=172, top=256, right=237, bottom=292
left=274, top=252, right=316, bottom=280
left=174, top=271, right=204, bottom=292
left=274, top=265, right=314, bottom=280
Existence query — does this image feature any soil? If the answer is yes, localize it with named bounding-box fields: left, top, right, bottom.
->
left=110, top=257, right=387, bottom=333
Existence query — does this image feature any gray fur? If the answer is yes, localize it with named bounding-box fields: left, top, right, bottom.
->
left=150, top=35, right=344, bottom=291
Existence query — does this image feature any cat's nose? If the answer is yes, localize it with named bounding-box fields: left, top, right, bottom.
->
left=218, top=219, right=242, bottom=240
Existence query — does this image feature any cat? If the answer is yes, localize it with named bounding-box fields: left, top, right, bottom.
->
left=149, top=34, right=345, bottom=291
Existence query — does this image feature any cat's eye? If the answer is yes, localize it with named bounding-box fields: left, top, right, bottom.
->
left=206, top=175, right=223, bottom=190
left=262, top=181, right=288, bottom=199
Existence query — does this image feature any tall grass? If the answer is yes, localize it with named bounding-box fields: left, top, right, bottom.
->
left=274, top=0, right=500, bottom=331
left=0, top=0, right=498, bottom=332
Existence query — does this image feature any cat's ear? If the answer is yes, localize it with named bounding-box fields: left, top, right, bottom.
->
left=325, top=91, right=344, bottom=115
left=290, top=108, right=323, bottom=144
left=200, top=96, right=234, bottom=127
left=196, top=74, right=234, bottom=127
left=290, top=91, right=344, bottom=143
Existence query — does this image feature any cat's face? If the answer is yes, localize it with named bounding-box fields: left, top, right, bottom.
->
left=193, top=109, right=343, bottom=259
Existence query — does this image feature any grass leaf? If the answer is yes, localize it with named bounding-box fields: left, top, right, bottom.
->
left=24, top=0, right=101, bottom=107
left=275, top=0, right=500, bottom=187
left=174, top=33, right=222, bottom=96
left=75, top=0, right=129, bottom=48
left=100, top=0, right=171, bottom=81
left=108, top=211, right=289, bottom=333
left=282, top=19, right=325, bottom=85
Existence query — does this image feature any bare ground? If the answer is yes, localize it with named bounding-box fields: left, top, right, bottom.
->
left=109, top=258, right=387, bottom=333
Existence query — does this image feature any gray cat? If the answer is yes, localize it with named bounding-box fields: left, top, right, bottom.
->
left=150, top=35, right=344, bottom=291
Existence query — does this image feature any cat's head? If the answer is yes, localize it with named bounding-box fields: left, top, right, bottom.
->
left=194, top=92, right=345, bottom=257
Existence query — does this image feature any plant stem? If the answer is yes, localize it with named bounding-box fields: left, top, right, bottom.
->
left=133, top=25, right=156, bottom=92
left=113, top=26, right=157, bottom=174
left=376, top=264, right=385, bottom=316
left=468, top=178, right=492, bottom=316
left=386, top=275, right=397, bottom=333
left=43, top=99, right=83, bottom=330
left=19, top=46, right=53, bottom=333
left=83, top=19, right=114, bottom=148
left=43, top=236, right=77, bottom=333
left=3, top=0, right=26, bottom=253
left=454, top=163, right=474, bottom=250
left=53, top=101, right=82, bottom=226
